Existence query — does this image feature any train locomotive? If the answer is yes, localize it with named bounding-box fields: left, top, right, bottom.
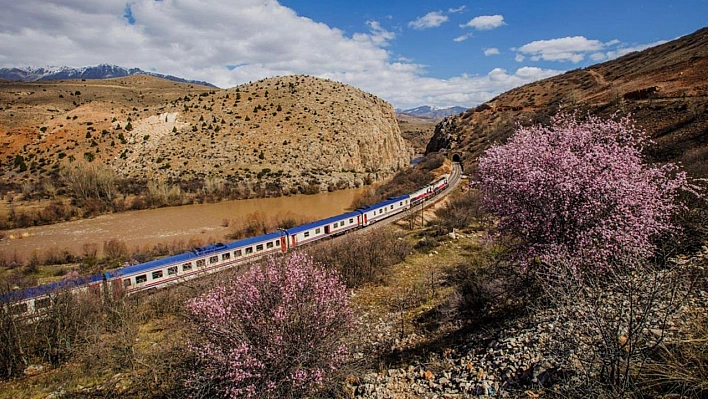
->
left=3, top=175, right=450, bottom=317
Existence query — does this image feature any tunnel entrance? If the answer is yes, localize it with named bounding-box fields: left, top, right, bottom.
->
left=451, top=153, right=461, bottom=163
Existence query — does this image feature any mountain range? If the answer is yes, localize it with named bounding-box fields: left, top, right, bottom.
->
left=396, top=105, right=467, bottom=119
left=0, top=64, right=216, bottom=88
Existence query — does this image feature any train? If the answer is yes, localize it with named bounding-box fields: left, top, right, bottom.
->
left=2, top=175, right=449, bottom=317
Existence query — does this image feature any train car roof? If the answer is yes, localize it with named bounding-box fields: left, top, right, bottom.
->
left=285, top=210, right=362, bottom=235
left=110, top=231, right=284, bottom=278
left=1, top=273, right=104, bottom=302
left=357, top=195, right=410, bottom=211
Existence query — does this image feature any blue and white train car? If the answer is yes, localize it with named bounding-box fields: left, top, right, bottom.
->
left=2, top=274, right=104, bottom=317
left=358, top=195, right=410, bottom=226
left=284, top=210, right=362, bottom=247
left=111, top=231, right=285, bottom=294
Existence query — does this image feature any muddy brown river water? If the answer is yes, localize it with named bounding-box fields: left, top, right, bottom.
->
left=0, top=187, right=368, bottom=261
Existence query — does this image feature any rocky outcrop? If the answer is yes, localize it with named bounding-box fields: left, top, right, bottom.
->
left=424, top=115, right=459, bottom=154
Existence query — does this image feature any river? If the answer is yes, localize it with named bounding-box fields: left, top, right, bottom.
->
left=0, top=187, right=369, bottom=262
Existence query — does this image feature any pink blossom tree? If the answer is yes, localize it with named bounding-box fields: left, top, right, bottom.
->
left=477, top=113, right=702, bottom=392
left=477, top=113, right=695, bottom=270
left=186, top=252, right=352, bottom=399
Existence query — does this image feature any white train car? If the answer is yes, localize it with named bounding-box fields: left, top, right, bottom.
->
left=358, top=195, right=410, bottom=226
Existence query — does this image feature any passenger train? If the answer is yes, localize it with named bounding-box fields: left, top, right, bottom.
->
left=2, top=175, right=449, bottom=317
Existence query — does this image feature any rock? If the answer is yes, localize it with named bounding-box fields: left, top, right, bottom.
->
left=24, top=364, right=44, bottom=376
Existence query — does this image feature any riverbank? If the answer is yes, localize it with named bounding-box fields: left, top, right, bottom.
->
left=0, top=186, right=368, bottom=267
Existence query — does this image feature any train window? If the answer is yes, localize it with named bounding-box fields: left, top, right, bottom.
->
left=123, top=278, right=132, bottom=287
left=168, top=266, right=178, bottom=275
left=152, top=270, right=163, bottom=280
left=315, top=228, right=320, bottom=234
left=35, top=297, right=51, bottom=309
left=390, top=205, right=394, bottom=210
left=245, top=247, right=253, bottom=254
left=266, top=242, right=274, bottom=249
left=275, top=239, right=280, bottom=246
left=380, top=209, right=384, bottom=214
left=196, top=259, right=206, bottom=268
left=136, top=274, right=147, bottom=284
left=256, top=244, right=264, bottom=252
left=349, top=218, right=354, bottom=224
left=209, top=256, right=219, bottom=264
left=400, top=202, right=403, bottom=206
left=222, top=252, right=231, bottom=261
left=11, top=303, right=28, bottom=315
left=182, top=262, right=193, bottom=272
left=304, top=231, right=310, bottom=238
left=333, top=222, right=338, bottom=228
left=235, top=249, right=242, bottom=257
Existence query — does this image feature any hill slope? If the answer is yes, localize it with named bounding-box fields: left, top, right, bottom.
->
left=427, top=27, right=708, bottom=177
left=0, top=75, right=411, bottom=194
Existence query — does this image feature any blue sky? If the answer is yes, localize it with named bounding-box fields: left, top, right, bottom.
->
left=1, top=1, right=706, bottom=109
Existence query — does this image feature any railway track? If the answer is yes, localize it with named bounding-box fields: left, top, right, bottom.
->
left=3, top=162, right=464, bottom=317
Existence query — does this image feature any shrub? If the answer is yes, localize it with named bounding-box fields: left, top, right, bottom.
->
left=308, top=227, right=410, bottom=288
left=186, top=253, right=352, bottom=399
left=477, top=113, right=698, bottom=270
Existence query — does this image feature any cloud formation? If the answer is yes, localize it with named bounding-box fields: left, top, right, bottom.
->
left=0, top=0, right=561, bottom=109
left=409, top=11, right=448, bottom=29
left=453, top=33, right=473, bottom=42
left=484, top=48, right=501, bottom=56
left=461, top=15, right=505, bottom=31
left=515, top=36, right=666, bottom=64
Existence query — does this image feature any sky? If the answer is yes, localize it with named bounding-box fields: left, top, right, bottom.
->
left=1, top=1, right=706, bottom=109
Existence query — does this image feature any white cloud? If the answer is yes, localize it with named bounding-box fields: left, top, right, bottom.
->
left=354, top=20, right=396, bottom=47
left=514, top=35, right=666, bottom=64
left=515, top=36, right=604, bottom=63
left=484, top=48, right=500, bottom=56
left=461, top=15, right=505, bottom=31
left=453, top=33, right=473, bottom=42
left=325, top=66, right=563, bottom=109
left=448, top=6, right=466, bottom=13
left=0, top=0, right=563, bottom=109
left=409, top=11, right=448, bottom=29
left=515, top=54, right=525, bottom=62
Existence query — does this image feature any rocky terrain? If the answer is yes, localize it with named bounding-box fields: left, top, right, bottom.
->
left=427, top=27, right=708, bottom=178
left=0, top=74, right=411, bottom=194
left=396, top=113, right=439, bottom=154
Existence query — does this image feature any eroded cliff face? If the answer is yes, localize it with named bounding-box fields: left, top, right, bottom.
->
left=1, top=74, right=412, bottom=192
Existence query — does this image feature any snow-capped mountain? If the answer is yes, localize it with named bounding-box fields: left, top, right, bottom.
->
left=0, top=64, right=216, bottom=87
left=395, top=105, right=467, bottom=119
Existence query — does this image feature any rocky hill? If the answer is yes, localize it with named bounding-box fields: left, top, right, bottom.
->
left=0, top=74, right=411, bottom=194
left=427, top=26, right=708, bottom=178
